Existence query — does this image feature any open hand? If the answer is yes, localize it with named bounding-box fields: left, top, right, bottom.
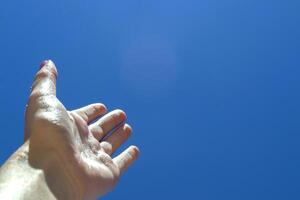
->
left=25, top=60, right=139, bottom=199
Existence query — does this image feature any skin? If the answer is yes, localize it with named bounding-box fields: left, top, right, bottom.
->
left=0, top=60, right=139, bottom=200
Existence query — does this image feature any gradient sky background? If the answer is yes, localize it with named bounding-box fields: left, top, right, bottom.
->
left=1, top=0, right=300, bottom=199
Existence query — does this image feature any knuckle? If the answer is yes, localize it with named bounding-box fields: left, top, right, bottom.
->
left=126, top=150, right=134, bottom=160
left=35, top=70, right=50, bottom=79
left=91, top=125, right=104, bottom=139
left=121, top=155, right=130, bottom=170
left=90, top=106, right=97, bottom=115
left=28, top=92, right=56, bottom=110
left=98, top=152, right=114, bottom=166
left=100, top=141, right=113, bottom=154
left=28, top=90, right=42, bottom=104
left=77, top=110, right=88, bottom=121
left=35, top=67, right=57, bottom=81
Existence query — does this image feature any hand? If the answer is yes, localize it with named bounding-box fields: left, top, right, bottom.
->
left=25, top=60, right=139, bottom=199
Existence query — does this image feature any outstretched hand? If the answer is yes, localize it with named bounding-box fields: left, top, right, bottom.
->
left=25, top=60, right=139, bottom=199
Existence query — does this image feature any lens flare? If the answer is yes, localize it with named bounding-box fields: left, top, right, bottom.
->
left=120, top=35, right=178, bottom=98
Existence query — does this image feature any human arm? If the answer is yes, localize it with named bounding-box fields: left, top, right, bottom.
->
left=0, top=60, right=139, bottom=200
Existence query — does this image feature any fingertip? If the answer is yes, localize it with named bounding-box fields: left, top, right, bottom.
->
left=46, top=60, right=58, bottom=77
left=39, top=59, right=58, bottom=78
left=114, top=145, right=140, bottom=174
left=39, top=60, right=49, bottom=69
left=95, top=103, right=107, bottom=113
left=124, top=124, right=132, bottom=135
left=114, top=109, right=127, bottom=121
left=129, top=145, right=140, bottom=158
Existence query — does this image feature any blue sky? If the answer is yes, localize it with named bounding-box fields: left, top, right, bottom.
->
left=1, top=0, right=300, bottom=199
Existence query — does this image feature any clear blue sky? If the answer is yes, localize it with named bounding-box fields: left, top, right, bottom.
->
left=1, top=0, right=300, bottom=199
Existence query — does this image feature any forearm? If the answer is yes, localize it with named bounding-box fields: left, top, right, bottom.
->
left=0, top=141, right=75, bottom=200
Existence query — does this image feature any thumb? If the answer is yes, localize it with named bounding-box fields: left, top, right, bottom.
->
left=25, top=60, right=58, bottom=140
left=28, top=60, right=58, bottom=107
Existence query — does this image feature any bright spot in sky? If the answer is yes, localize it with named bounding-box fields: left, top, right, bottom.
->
left=120, top=36, right=178, bottom=98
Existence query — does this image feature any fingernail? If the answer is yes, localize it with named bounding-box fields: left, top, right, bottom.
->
left=39, top=60, right=49, bottom=69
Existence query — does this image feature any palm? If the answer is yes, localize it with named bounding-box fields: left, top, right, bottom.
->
left=25, top=60, right=139, bottom=199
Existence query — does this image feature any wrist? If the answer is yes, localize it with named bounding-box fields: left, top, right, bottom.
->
left=0, top=141, right=82, bottom=200
left=42, top=155, right=84, bottom=200
left=0, top=141, right=56, bottom=199
left=27, top=140, right=84, bottom=200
